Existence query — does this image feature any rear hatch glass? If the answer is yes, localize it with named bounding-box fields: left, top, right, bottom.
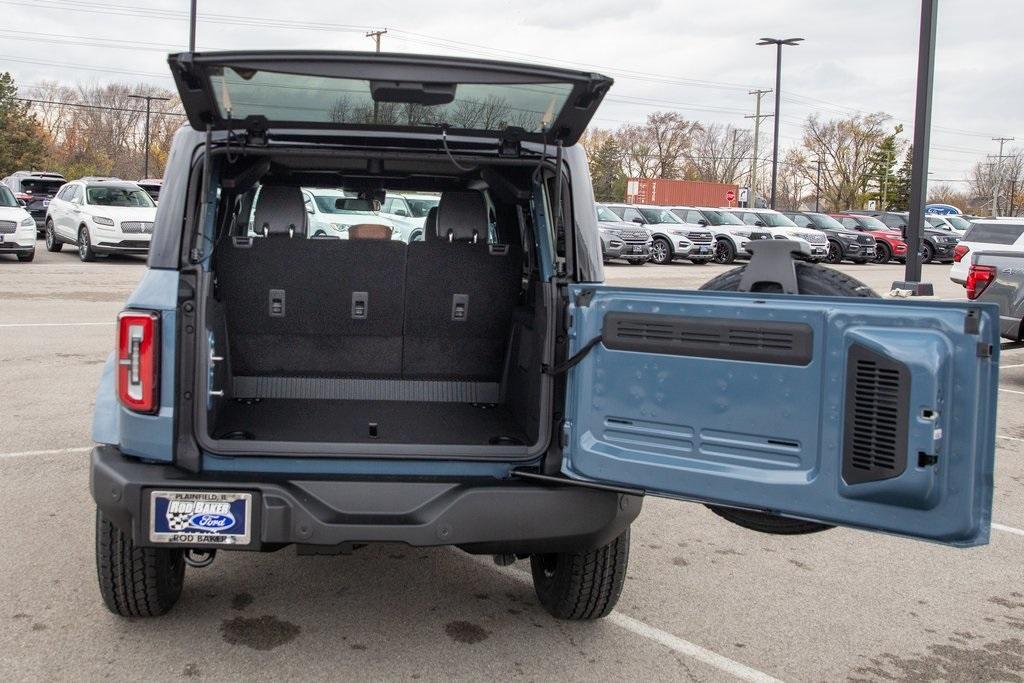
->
left=965, top=222, right=1024, bottom=245
left=20, top=179, right=63, bottom=197
left=170, top=51, right=612, bottom=145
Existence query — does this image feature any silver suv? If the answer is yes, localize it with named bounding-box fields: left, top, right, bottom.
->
left=603, top=203, right=713, bottom=265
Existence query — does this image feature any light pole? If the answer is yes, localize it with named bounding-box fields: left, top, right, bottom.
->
left=756, top=37, right=803, bottom=209
left=892, top=0, right=937, bottom=296
left=128, top=94, right=170, bottom=179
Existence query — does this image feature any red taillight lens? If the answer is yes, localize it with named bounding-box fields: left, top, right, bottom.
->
left=953, top=244, right=970, bottom=263
left=117, top=311, right=160, bottom=413
left=965, top=264, right=996, bottom=300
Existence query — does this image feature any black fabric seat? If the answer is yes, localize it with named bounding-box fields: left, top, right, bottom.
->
left=403, top=191, right=521, bottom=381
left=252, top=185, right=307, bottom=238
left=217, top=231, right=407, bottom=377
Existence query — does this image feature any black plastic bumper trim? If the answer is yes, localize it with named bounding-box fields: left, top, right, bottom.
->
left=89, top=446, right=641, bottom=554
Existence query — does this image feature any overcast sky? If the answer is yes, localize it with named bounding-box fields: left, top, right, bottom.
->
left=2, top=0, right=1021, bottom=187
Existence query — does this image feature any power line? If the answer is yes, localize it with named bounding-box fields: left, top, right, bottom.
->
left=14, top=96, right=185, bottom=117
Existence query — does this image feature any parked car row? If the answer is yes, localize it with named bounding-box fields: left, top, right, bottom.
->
left=592, top=202, right=968, bottom=269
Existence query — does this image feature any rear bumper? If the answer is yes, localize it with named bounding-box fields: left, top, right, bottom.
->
left=90, top=446, right=642, bottom=554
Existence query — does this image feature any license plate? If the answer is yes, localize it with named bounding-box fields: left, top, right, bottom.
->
left=42, top=200, right=49, bottom=207
left=699, top=246, right=710, bottom=254
left=149, top=490, right=252, bottom=545
left=632, top=245, right=643, bottom=254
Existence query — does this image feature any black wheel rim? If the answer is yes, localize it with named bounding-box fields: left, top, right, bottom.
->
left=873, top=245, right=889, bottom=263
left=651, top=240, right=669, bottom=264
left=827, top=243, right=842, bottom=264
left=713, top=241, right=730, bottom=263
left=923, top=245, right=933, bottom=263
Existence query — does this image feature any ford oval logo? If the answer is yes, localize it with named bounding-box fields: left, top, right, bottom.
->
left=188, top=512, right=235, bottom=531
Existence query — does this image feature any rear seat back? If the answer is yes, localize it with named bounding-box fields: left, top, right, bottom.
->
left=403, top=191, right=521, bottom=381
left=217, top=237, right=407, bottom=378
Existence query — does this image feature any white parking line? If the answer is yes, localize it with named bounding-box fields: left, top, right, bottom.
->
left=997, top=434, right=1024, bottom=443
left=466, top=554, right=782, bottom=683
left=999, top=389, right=1024, bottom=396
left=1000, top=363, right=1024, bottom=369
left=0, top=322, right=113, bottom=328
left=0, top=446, right=92, bottom=460
left=993, top=523, right=1024, bottom=537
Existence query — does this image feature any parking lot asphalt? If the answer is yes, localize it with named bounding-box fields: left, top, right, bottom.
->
left=3, top=244, right=1023, bottom=682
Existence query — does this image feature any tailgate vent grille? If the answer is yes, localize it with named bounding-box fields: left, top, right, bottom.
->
left=842, top=345, right=909, bottom=484
left=603, top=312, right=812, bottom=365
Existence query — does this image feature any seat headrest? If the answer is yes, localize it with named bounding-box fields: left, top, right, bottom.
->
left=437, top=191, right=487, bottom=242
left=253, top=185, right=307, bottom=238
left=335, top=198, right=375, bottom=212
left=348, top=223, right=393, bottom=240
left=423, top=206, right=439, bottom=241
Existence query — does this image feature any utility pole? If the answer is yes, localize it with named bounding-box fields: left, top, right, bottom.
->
left=365, top=29, right=387, bottom=52
left=366, top=29, right=387, bottom=125
left=127, top=94, right=170, bottom=179
left=814, top=156, right=822, bottom=212
left=745, top=89, right=772, bottom=209
left=992, top=136, right=1014, bottom=216
left=879, top=148, right=894, bottom=210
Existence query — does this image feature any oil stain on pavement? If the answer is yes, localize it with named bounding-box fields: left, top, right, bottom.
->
left=444, top=621, right=490, bottom=644
left=220, top=615, right=300, bottom=650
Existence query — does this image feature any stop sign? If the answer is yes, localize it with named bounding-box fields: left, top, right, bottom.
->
left=726, top=190, right=736, bottom=202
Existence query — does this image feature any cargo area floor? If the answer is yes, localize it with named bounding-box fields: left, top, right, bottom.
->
left=213, top=398, right=530, bottom=445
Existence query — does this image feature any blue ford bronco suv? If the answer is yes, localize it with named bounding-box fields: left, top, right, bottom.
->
left=91, top=51, right=999, bottom=621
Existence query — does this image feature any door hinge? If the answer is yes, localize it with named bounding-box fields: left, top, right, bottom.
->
left=964, top=308, right=981, bottom=334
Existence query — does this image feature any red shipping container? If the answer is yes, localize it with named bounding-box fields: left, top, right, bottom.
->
left=625, top=178, right=739, bottom=207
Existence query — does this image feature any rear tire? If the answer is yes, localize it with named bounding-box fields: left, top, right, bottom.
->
left=697, top=261, right=879, bottom=534
left=78, top=226, right=96, bottom=262
left=96, top=509, right=185, bottom=617
left=689, top=257, right=710, bottom=265
left=531, top=528, right=630, bottom=620
left=626, top=258, right=646, bottom=265
left=17, top=250, right=35, bottom=262
left=45, top=220, right=62, bottom=252
left=851, top=258, right=869, bottom=265
left=650, top=238, right=672, bottom=265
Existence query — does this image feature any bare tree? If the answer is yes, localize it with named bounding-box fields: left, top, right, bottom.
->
left=685, top=123, right=752, bottom=184
left=970, top=149, right=1023, bottom=215
left=799, top=112, right=890, bottom=210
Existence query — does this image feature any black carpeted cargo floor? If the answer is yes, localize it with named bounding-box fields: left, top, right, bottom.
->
left=213, top=399, right=529, bottom=445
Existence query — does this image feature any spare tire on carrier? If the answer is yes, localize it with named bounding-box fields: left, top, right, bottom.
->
left=696, top=258, right=879, bottom=534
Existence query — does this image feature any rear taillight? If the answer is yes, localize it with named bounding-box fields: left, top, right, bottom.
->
left=15, top=192, right=31, bottom=201
left=965, top=264, right=996, bottom=300
left=117, top=311, right=160, bottom=413
left=953, top=244, right=970, bottom=263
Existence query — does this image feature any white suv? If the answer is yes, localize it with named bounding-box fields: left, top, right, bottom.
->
left=45, top=179, right=157, bottom=261
left=949, top=218, right=1024, bottom=285
left=381, top=192, right=440, bottom=234
left=727, top=208, right=829, bottom=261
left=0, top=184, right=37, bottom=262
